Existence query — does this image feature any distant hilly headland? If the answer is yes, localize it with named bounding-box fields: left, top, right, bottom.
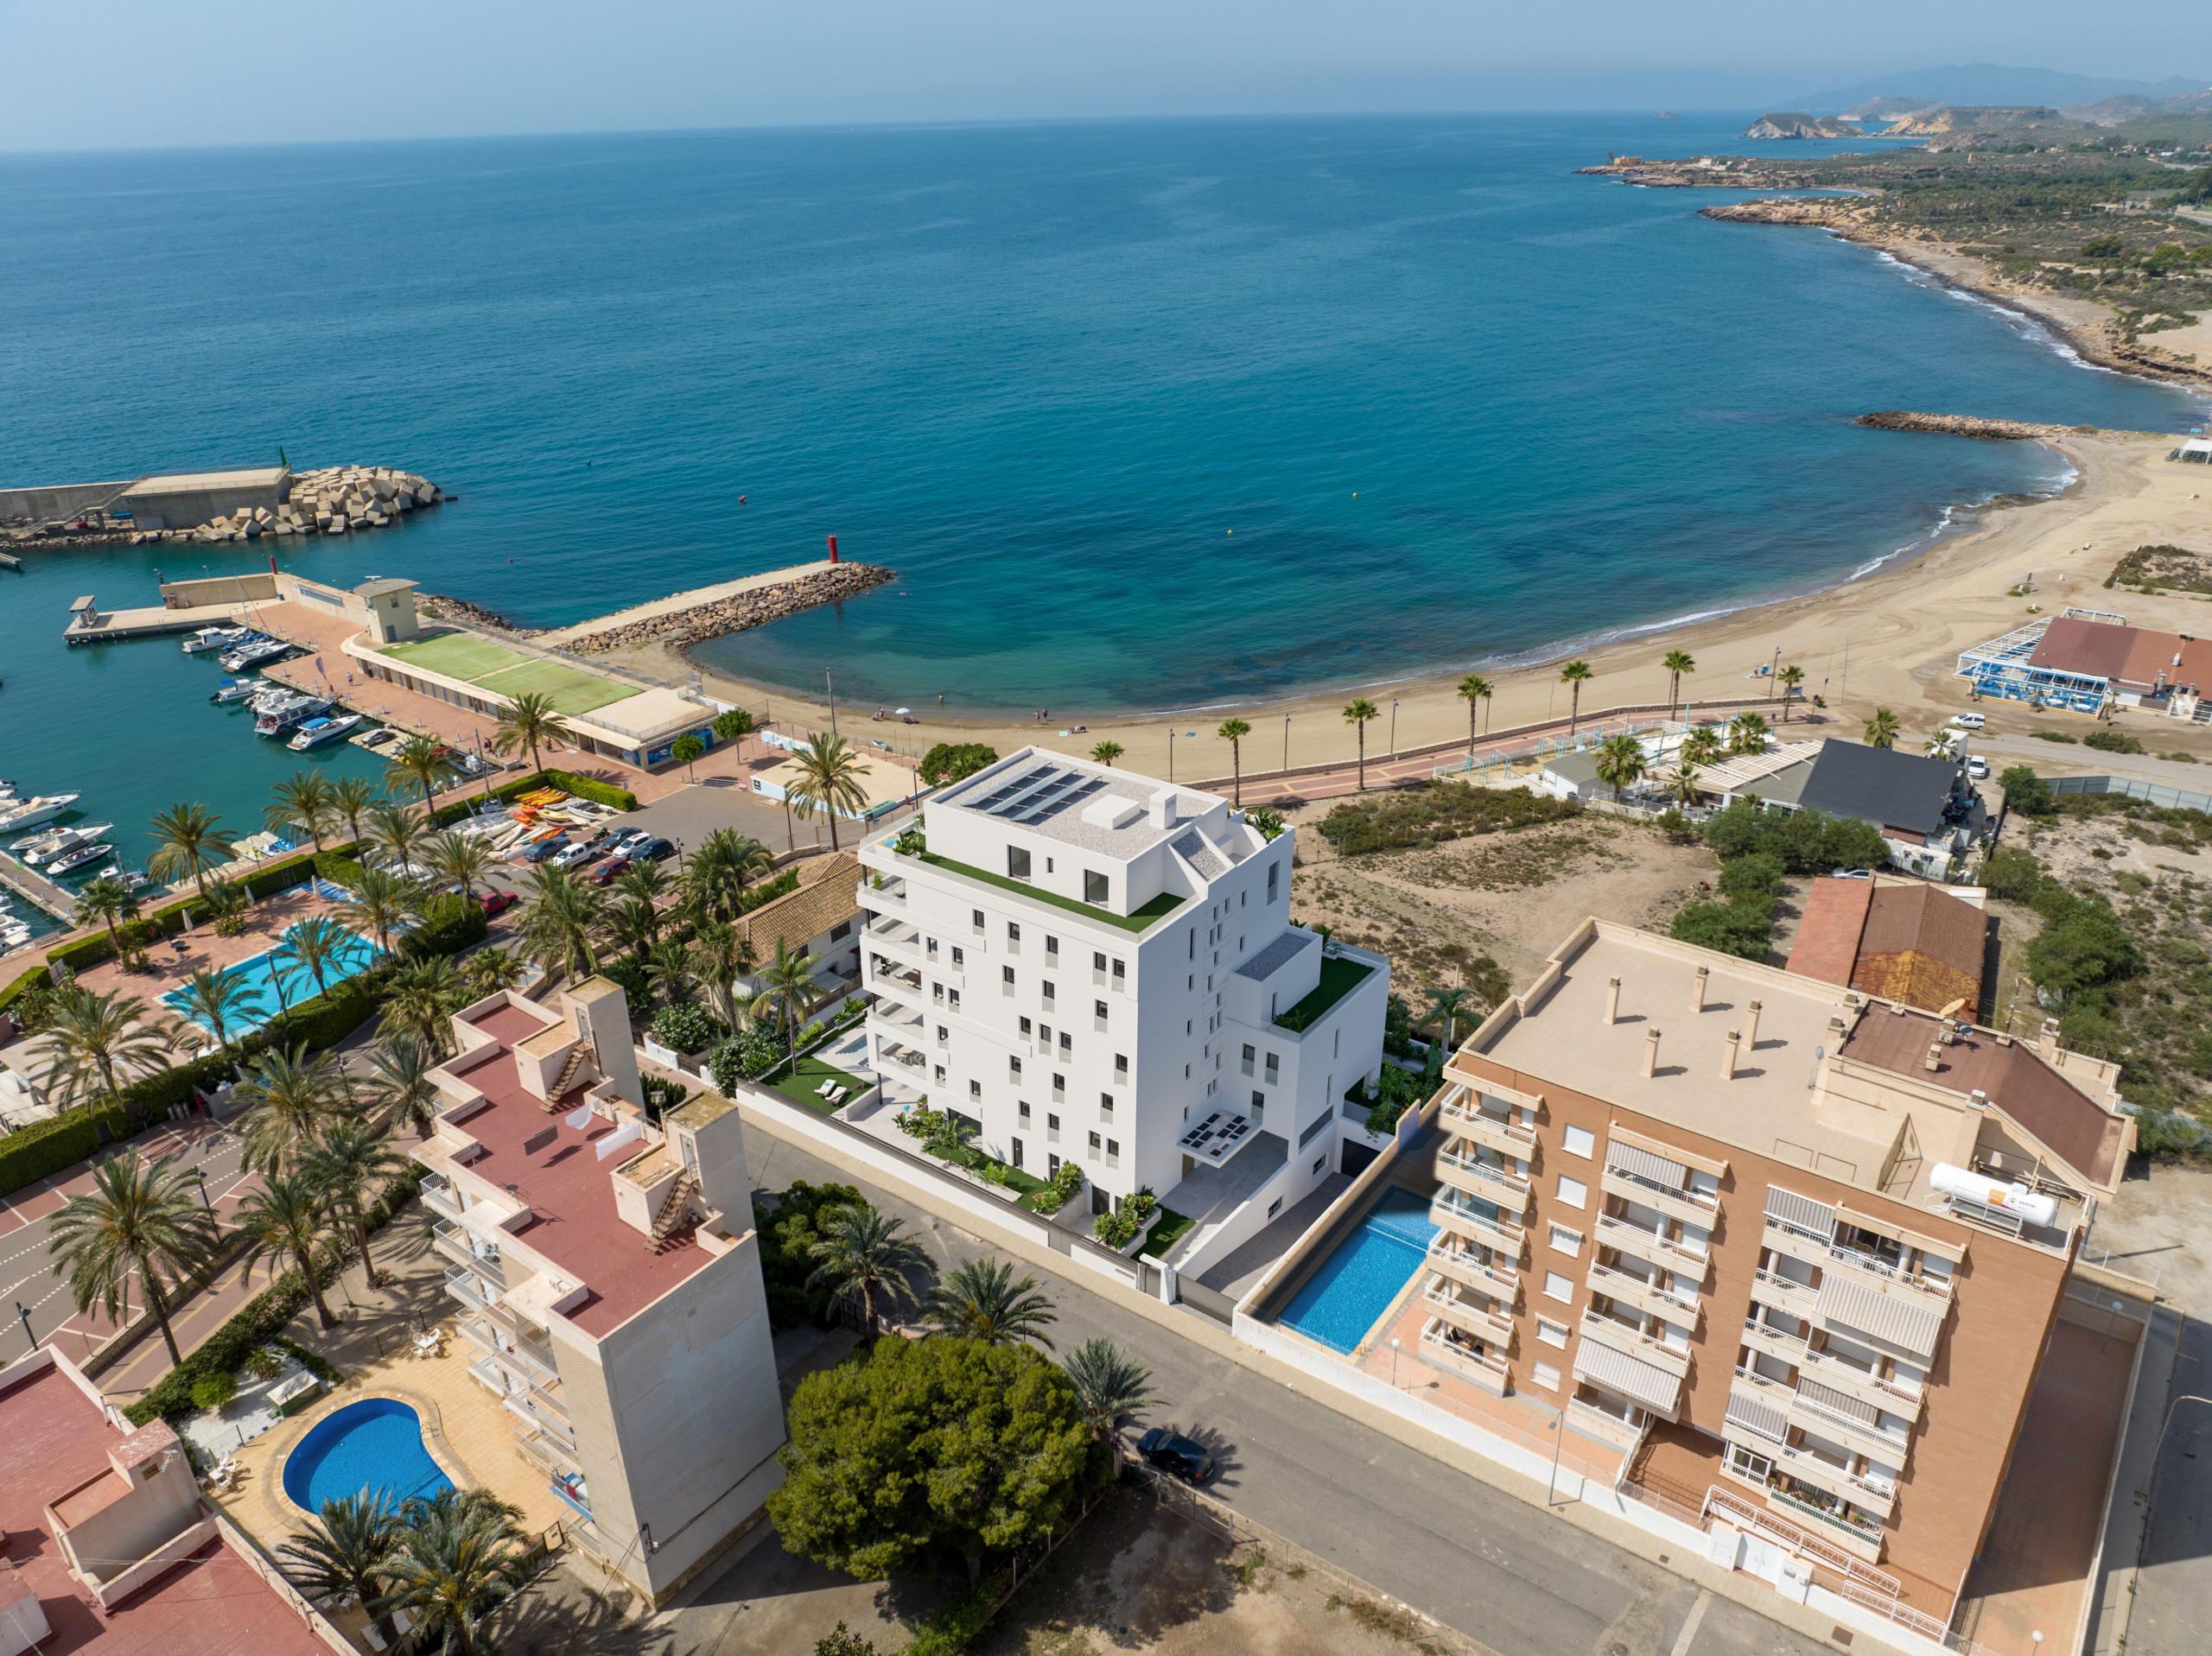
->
left=1736, top=62, right=2212, bottom=145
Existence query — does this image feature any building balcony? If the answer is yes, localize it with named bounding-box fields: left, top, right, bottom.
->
left=1437, top=1147, right=1532, bottom=1204
left=1797, top=1345, right=1926, bottom=1423
left=1594, top=1214, right=1710, bottom=1282
left=1438, top=1092, right=1536, bottom=1157
left=1789, top=1391, right=1914, bottom=1467
left=1822, top=1242, right=1953, bottom=1304
left=1567, top=1396, right=1646, bottom=1450
left=1765, top=1480, right=1889, bottom=1553
left=1426, top=1238, right=1520, bottom=1303
left=1762, top=1216, right=1834, bottom=1272
left=857, top=876, right=906, bottom=912
left=1580, top=1308, right=1691, bottom=1378
left=1419, top=1318, right=1510, bottom=1396
left=432, top=1221, right=505, bottom=1286
left=1422, top=1278, right=1515, bottom=1342
left=502, top=1386, right=574, bottom=1440
left=1600, top=1165, right=1719, bottom=1229
left=1587, top=1261, right=1700, bottom=1329
left=1432, top=1190, right=1526, bottom=1256
left=1729, top=1366, right=1796, bottom=1416
left=455, top=1314, right=561, bottom=1388
left=1751, top=1265, right=1820, bottom=1320
left=1739, top=1317, right=1809, bottom=1372
left=513, top=1424, right=583, bottom=1481
left=421, top=1175, right=462, bottom=1223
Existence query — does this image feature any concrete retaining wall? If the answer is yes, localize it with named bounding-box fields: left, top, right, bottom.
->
left=0, top=480, right=130, bottom=523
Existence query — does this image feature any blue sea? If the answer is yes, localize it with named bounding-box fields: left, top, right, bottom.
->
left=0, top=114, right=2202, bottom=883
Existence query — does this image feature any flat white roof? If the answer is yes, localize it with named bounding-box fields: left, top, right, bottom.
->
left=128, top=467, right=289, bottom=492
left=933, top=747, right=1229, bottom=860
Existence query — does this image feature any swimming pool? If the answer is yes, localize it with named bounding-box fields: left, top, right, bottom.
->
left=283, top=1398, right=454, bottom=1515
left=162, top=919, right=383, bottom=1035
left=1279, top=1187, right=1439, bottom=1355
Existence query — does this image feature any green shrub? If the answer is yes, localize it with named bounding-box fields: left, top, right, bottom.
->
left=712, top=708, right=756, bottom=740
left=738, top=868, right=801, bottom=913
left=2085, top=729, right=2145, bottom=754
left=2027, top=899, right=2140, bottom=996
left=901, top=1575, right=1008, bottom=1656
left=751, top=1180, right=867, bottom=1329
left=918, top=743, right=1001, bottom=788
left=602, top=956, right=652, bottom=1019
left=1980, top=846, right=2045, bottom=903
left=1717, top=851, right=1786, bottom=900
left=1669, top=898, right=1773, bottom=960
left=190, top=1371, right=238, bottom=1412
left=314, top=850, right=366, bottom=889
left=403, top=895, right=489, bottom=961
left=653, top=1001, right=723, bottom=1055
left=1701, top=801, right=1889, bottom=875
left=1997, top=766, right=2056, bottom=817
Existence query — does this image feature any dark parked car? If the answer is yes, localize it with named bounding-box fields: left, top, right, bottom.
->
left=1136, top=1428, right=1215, bottom=1486
left=476, top=890, right=518, bottom=918
left=522, top=835, right=569, bottom=864
left=588, top=856, right=632, bottom=886
left=633, top=836, right=677, bottom=863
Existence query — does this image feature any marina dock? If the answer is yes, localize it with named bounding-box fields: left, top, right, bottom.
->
left=64, top=594, right=271, bottom=646
left=0, top=848, right=74, bottom=923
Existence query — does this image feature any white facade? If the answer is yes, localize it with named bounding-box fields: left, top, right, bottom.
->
left=856, top=749, right=1389, bottom=1226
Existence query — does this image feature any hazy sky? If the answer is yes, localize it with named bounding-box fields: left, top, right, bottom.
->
left=2, top=0, right=2197, bottom=153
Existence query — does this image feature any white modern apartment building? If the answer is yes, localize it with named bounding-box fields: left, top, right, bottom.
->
left=414, top=977, right=784, bottom=1605
left=856, top=749, right=1390, bottom=1256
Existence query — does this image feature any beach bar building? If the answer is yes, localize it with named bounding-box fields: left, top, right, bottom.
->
left=1945, top=606, right=2212, bottom=716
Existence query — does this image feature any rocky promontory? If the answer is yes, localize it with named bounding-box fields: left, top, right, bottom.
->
left=1855, top=411, right=2085, bottom=441
left=558, top=562, right=896, bottom=655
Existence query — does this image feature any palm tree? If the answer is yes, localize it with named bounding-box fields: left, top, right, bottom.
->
left=381, top=956, right=466, bottom=1056
left=1427, top=985, right=1473, bottom=1048
left=235, top=1173, right=342, bottom=1329
left=518, top=866, right=604, bottom=982
left=1090, top=741, right=1124, bottom=766
left=424, top=830, right=494, bottom=902
left=267, top=771, right=336, bottom=851
left=1666, top=762, right=1702, bottom=809
left=687, top=921, right=754, bottom=1031
left=607, top=893, right=664, bottom=964
left=344, top=866, right=419, bottom=955
left=330, top=776, right=378, bottom=847
left=1558, top=660, right=1592, bottom=735
left=1662, top=650, right=1696, bottom=723
left=48, top=1152, right=220, bottom=1367
left=237, top=1044, right=346, bottom=1175
left=1681, top=725, right=1725, bottom=768
left=32, top=987, right=180, bottom=1112
left=751, top=938, right=823, bottom=1063
left=923, top=1256, right=1057, bottom=1349
left=278, top=914, right=353, bottom=1000
left=1342, top=698, right=1379, bottom=790
left=805, top=1204, right=927, bottom=1336
left=300, top=1121, right=408, bottom=1286
left=491, top=689, right=573, bottom=777
left=1216, top=718, right=1252, bottom=804
left=365, top=1033, right=442, bottom=1137
left=680, top=828, right=773, bottom=924
left=72, top=876, right=141, bottom=955
left=613, top=860, right=670, bottom=906
left=1593, top=733, right=1645, bottom=802
left=785, top=733, right=873, bottom=853
left=1925, top=727, right=1961, bottom=760
left=1456, top=675, right=1493, bottom=764
left=644, top=937, right=695, bottom=1008
left=1863, top=708, right=1901, bottom=751
left=279, top=1494, right=402, bottom=1648
left=1062, top=1338, right=1158, bottom=1443
left=365, top=801, right=431, bottom=873
left=463, top=947, right=529, bottom=998
left=195, top=878, right=250, bottom=935
left=173, top=966, right=259, bottom=1065
left=1728, top=711, right=1770, bottom=757
left=1777, top=663, right=1804, bottom=721
left=389, top=735, right=454, bottom=813
left=147, top=802, right=235, bottom=898
left=372, top=1500, right=537, bottom=1656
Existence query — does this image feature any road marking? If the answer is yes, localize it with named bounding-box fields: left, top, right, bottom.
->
left=1667, top=1589, right=1711, bottom=1656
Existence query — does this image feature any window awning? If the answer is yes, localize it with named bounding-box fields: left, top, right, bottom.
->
left=1573, top=1336, right=1684, bottom=1419
left=1816, top=1272, right=1944, bottom=1359
left=1607, top=1140, right=1687, bottom=1188
left=1764, top=1185, right=1837, bottom=1239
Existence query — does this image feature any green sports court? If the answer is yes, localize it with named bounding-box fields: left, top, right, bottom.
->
left=378, top=631, right=639, bottom=716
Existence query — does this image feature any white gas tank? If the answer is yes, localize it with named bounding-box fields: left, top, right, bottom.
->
left=1930, top=1162, right=2059, bottom=1228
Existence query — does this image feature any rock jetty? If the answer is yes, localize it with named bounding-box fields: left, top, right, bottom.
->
left=560, top=562, right=895, bottom=655
left=418, top=593, right=542, bottom=635
left=1856, top=411, right=2084, bottom=441
left=130, top=464, right=442, bottom=545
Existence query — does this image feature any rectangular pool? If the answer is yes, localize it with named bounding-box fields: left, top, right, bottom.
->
left=1278, top=1186, right=1438, bottom=1355
left=162, top=920, right=385, bottom=1036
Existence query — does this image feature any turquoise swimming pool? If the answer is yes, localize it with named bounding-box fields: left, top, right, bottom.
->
left=162, top=919, right=383, bottom=1036
left=283, top=1398, right=453, bottom=1514
left=1279, top=1187, right=1438, bottom=1355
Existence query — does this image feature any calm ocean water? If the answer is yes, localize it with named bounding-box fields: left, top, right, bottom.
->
left=0, top=114, right=2202, bottom=885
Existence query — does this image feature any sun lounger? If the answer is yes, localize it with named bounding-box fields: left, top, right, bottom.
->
left=362, top=1624, right=390, bottom=1652
left=814, top=1079, right=836, bottom=1097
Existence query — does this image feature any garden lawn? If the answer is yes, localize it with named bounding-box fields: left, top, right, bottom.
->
left=1140, top=1206, right=1196, bottom=1259
left=772, top=1054, right=871, bottom=1115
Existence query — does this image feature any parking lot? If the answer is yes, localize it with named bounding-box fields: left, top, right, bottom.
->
left=601, top=778, right=860, bottom=860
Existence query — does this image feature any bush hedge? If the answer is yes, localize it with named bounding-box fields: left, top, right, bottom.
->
left=402, top=896, right=489, bottom=961
left=314, top=850, right=366, bottom=889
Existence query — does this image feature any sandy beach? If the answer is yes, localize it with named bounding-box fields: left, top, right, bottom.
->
left=598, top=413, right=2212, bottom=788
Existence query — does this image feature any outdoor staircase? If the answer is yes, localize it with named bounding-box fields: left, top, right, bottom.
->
left=542, top=1041, right=593, bottom=1111
left=647, top=1170, right=701, bottom=1253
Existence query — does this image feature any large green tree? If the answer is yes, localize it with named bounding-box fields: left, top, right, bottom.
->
left=766, top=1335, right=1107, bottom=1579
left=48, top=1151, right=222, bottom=1366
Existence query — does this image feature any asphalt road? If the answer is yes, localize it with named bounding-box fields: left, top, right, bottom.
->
left=693, top=1117, right=1833, bottom=1656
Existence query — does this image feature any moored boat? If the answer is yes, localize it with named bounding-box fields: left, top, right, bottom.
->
left=183, top=625, right=255, bottom=655
left=255, top=693, right=333, bottom=736
left=44, top=841, right=113, bottom=877
left=220, top=638, right=292, bottom=672
left=289, top=714, right=364, bottom=751
left=212, top=678, right=261, bottom=704
left=22, top=824, right=114, bottom=866
left=0, top=794, right=82, bottom=834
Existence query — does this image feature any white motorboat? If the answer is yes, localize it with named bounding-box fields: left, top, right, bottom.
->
left=255, top=693, right=333, bottom=737
left=289, top=714, right=364, bottom=751
left=22, top=824, right=114, bottom=866
left=10, top=824, right=74, bottom=859
left=44, top=841, right=112, bottom=878
left=84, top=863, right=150, bottom=891
left=0, top=794, right=82, bottom=834
left=183, top=625, right=255, bottom=655
left=211, top=677, right=261, bottom=704
left=220, top=638, right=291, bottom=672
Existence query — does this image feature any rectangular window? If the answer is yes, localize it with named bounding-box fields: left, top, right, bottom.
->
left=1046, top=935, right=1058, bottom=958
left=1052, top=1072, right=1065, bottom=1095
left=1543, top=1271, right=1574, bottom=1304
left=1112, top=959, right=1125, bottom=986
left=1561, top=1125, right=1594, bottom=1158
left=1242, top=1044, right=1256, bottom=1074
left=1094, top=999, right=1109, bottom=1020
left=830, top=920, right=851, bottom=941
left=934, top=1064, right=945, bottom=1084
left=1106, top=1139, right=1119, bottom=1159
left=1268, top=862, right=1279, bottom=901
left=1007, top=847, right=1032, bottom=879
left=1548, top=1224, right=1581, bottom=1256
left=1011, top=1139, right=1023, bottom=1168
left=1313, top=1153, right=1327, bottom=1174
left=947, top=988, right=960, bottom=1011
left=1042, top=980, right=1056, bottom=1001
left=1009, top=1056, right=1022, bottom=1079
left=1099, top=1092, right=1114, bottom=1116
left=1268, top=1197, right=1282, bottom=1219
left=1020, top=1016, right=1033, bottom=1036
left=1002, top=965, right=1016, bottom=986
left=1531, top=1362, right=1561, bottom=1392
left=1048, top=1152, right=1060, bottom=1177
left=1555, top=1175, right=1587, bottom=1210
left=1537, top=1318, right=1570, bottom=1348
left=950, top=946, right=964, bottom=968
left=1115, top=1054, right=1128, bottom=1080
left=969, top=1079, right=982, bottom=1100
left=1058, top=1031, right=1071, bottom=1053
left=1007, top=921, right=1021, bottom=942
left=1047, top=1113, right=1060, bottom=1139
left=1084, top=870, right=1109, bottom=904
left=1088, top=1131, right=1102, bottom=1152
left=1265, top=1053, right=1279, bottom=1082
left=1018, top=1101, right=1031, bottom=1124
left=1251, top=1090, right=1266, bottom=1112
left=1093, top=951, right=1107, bottom=971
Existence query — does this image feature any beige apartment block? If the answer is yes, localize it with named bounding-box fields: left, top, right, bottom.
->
left=414, top=977, right=785, bottom=1605
left=1440, top=918, right=2131, bottom=1621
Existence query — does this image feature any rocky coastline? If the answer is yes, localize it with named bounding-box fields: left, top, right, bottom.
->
left=128, top=464, right=444, bottom=545
left=417, top=593, right=543, bottom=635
left=563, top=562, right=895, bottom=655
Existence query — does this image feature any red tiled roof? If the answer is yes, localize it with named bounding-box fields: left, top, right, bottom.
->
left=1786, top=878, right=1873, bottom=987
left=0, top=1364, right=325, bottom=1654
left=2028, top=614, right=2212, bottom=693
left=449, top=1003, right=709, bottom=1338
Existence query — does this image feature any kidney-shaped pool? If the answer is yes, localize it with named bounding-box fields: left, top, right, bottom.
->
left=283, top=1397, right=455, bottom=1514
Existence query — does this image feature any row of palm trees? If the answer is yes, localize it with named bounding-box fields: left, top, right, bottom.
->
left=280, top=1486, right=537, bottom=1656
left=1585, top=710, right=1781, bottom=805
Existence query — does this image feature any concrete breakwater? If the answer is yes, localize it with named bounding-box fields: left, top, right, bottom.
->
left=545, top=561, right=896, bottom=655
left=129, top=464, right=442, bottom=545
left=1855, top=410, right=2084, bottom=441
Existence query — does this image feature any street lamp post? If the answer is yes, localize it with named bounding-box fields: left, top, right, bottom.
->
left=193, top=1168, right=212, bottom=1212
left=1168, top=728, right=1175, bottom=782
left=1389, top=700, right=1398, bottom=759
left=1282, top=714, right=1290, bottom=773
left=14, top=1303, right=35, bottom=1352
left=1546, top=1406, right=1567, bottom=1507
left=826, top=670, right=837, bottom=737
left=1389, top=1336, right=1401, bottom=1386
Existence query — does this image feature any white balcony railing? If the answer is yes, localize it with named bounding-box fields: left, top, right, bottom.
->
left=1438, top=1148, right=1532, bottom=1201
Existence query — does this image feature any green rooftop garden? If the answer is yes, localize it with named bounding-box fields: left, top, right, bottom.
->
left=1274, top=955, right=1376, bottom=1032
left=912, top=850, right=1186, bottom=935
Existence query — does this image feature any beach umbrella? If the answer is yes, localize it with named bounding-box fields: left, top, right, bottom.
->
left=895, top=707, right=911, bottom=714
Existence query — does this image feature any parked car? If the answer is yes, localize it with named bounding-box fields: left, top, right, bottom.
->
left=588, top=856, right=632, bottom=886
left=1966, top=756, right=1990, bottom=779
left=632, top=836, right=677, bottom=863
left=549, top=840, right=603, bottom=870
left=1136, top=1428, right=1216, bottom=1486
left=1949, top=712, right=1986, bottom=730
left=1830, top=867, right=1872, bottom=880
left=476, top=890, right=518, bottom=918
left=609, top=828, right=653, bottom=856
left=521, top=836, right=569, bottom=864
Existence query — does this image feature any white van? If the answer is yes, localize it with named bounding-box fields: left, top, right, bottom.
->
left=1948, top=712, right=1986, bottom=731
